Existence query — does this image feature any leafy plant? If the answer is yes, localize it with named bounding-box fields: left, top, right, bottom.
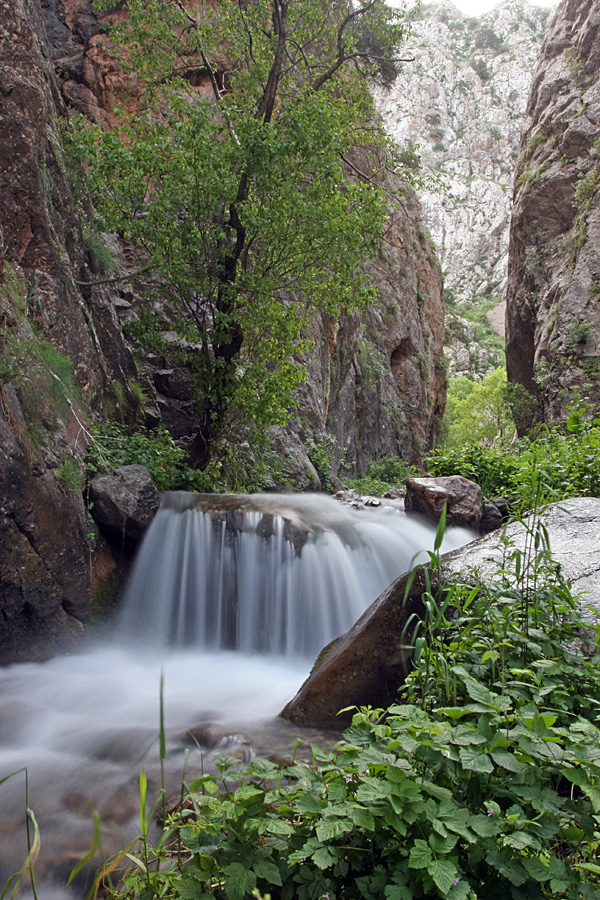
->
left=427, top=404, right=600, bottom=511
left=344, top=456, right=418, bottom=497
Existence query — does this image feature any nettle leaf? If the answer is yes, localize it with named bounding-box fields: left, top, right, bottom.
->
left=223, top=862, right=257, bottom=900
left=486, top=850, right=529, bottom=886
left=253, top=860, right=283, bottom=886
left=522, top=857, right=551, bottom=882
left=348, top=806, right=376, bottom=831
left=429, top=831, right=459, bottom=854
left=503, top=831, right=541, bottom=852
left=315, top=818, right=354, bottom=842
left=311, top=846, right=340, bottom=870
left=408, top=839, right=433, bottom=869
left=295, top=794, right=325, bottom=815
left=261, top=819, right=294, bottom=836
left=451, top=725, right=488, bottom=746
left=428, top=858, right=459, bottom=895
left=490, top=748, right=525, bottom=773
left=459, top=746, right=494, bottom=774
left=448, top=880, right=471, bottom=900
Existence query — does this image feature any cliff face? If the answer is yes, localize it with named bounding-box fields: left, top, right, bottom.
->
left=505, top=0, right=600, bottom=427
left=376, top=0, right=548, bottom=305
left=0, top=0, right=137, bottom=662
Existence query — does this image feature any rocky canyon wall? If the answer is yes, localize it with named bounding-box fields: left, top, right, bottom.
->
left=0, top=0, right=138, bottom=662
left=376, top=0, right=549, bottom=305
left=505, top=0, right=600, bottom=427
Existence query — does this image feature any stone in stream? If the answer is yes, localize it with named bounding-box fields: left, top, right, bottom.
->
left=404, top=475, right=484, bottom=529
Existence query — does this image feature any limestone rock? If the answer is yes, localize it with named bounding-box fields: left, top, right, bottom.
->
left=89, top=466, right=159, bottom=540
left=282, top=497, right=600, bottom=726
left=404, top=475, right=483, bottom=528
left=375, top=0, right=549, bottom=304
left=506, top=0, right=600, bottom=427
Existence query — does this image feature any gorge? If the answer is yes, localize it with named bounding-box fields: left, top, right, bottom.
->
left=1, top=0, right=600, bottom=894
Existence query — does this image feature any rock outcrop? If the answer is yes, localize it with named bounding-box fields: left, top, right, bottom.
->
left=506, top=0, right=600, bottom=428
left=0, top=0, right=138, bottom=662
left=282, top=497, right=600, bottom=726
left=376, top=0, right=549, bottom=305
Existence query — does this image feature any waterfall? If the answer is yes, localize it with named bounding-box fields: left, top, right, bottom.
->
left=119, top=492, right=472, bottom=657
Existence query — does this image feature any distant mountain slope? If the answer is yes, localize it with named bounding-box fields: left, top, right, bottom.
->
left=376, top=0, right=550, bottom=304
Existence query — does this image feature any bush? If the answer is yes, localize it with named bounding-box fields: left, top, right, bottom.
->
left=86, top=422, right=200, bottom=493
left=345, top=456, right=418, bottom=496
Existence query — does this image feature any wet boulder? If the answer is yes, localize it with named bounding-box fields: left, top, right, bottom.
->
left=405, top=475, right=483, bottom=529
left=89, top=465, right=159, bottom=541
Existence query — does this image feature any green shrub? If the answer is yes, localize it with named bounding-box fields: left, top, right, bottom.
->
left=345, top=456, right=418, bottom=496
left=86, top=422, right=195, bottom=492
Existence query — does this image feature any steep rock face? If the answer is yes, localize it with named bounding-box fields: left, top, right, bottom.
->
left=506, top=0, right=600, bottom=426
left=0, top=0, right=137, bottom=662
left=376, top=0, right=549, bottom=304
left=290, top=185, right=446, bottom=477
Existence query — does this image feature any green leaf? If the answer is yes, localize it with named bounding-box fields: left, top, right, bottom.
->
left=311, top=846, right=339, bottom=870
left=223, top=862, right=257, bottom=900
left=486, top=851, right=529, bottom=886
left=408, top=839, right=433, bottom=870
left=253, top=860, right=283, bottom=886
left=429, top=832, right=459, bottom=854
left=459, top=746, right=493, bottom=774
left=522, top=857, right=551, bottom=882
left=428, top=858, right=459, bottom=895
left=315, top=818, right=353, bottom=842
left=490, top=748, right=525, bottom=773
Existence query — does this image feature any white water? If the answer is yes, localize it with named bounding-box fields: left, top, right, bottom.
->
left=0, top=493, right=473, bottom=896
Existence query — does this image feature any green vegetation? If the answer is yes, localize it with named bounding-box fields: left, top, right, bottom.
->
left=443, top=297, right=505, bottom=373
left=428, top=405, right=600, bottom=512
left=96, top=512, right=600, bottom=900
left=442, top=368, right=513, bottom=450
left=345, top=456, right=417, bottom=497
left=86, top=422, right=290, bottom=494
left=71, top=0, right=412, bottom=470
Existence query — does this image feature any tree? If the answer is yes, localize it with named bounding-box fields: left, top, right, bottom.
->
left=74, top=0, right=412, bottom=466
left=442, top=367, right=515, bottom=449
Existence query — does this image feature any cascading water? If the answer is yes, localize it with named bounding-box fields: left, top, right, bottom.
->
left=0, top=492, right=473, bottom=898
left=119, top=492, right=471, bottom=656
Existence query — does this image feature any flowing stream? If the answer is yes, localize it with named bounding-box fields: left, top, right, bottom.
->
left=0, top=493, right=473, bottom=897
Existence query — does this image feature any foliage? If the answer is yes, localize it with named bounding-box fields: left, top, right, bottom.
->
left=442, top=368, right=514, bottom=450
left=86, top=422, right=198, bottom=493
left=100, top=511, right=600, bottom=900
left=56, top=457, right=83, bottom=492
left=428, top=405, right=600, bottom=511
left=86, top=422, right=290, bottom=494
left=345, top=456, right=418, bottom=497
left=71, top=0, right=412, bottom=467
left=444, top=297, right=505, bottom=372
